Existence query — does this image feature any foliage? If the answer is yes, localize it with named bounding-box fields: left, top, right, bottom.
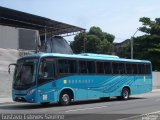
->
left=85, top=34, right=101, bottom=53
left=70, top=26, right=115, bottom=54
left=120, top=17, right=160, bottom=71
left=97, top=40, right=113, bottom=54
left=70, top=32, right=85, bottom=54
left=139, top=17, right=160, bottom=35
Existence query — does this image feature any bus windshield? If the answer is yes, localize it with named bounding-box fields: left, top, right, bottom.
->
left=13, top=58, right=38, bottom=90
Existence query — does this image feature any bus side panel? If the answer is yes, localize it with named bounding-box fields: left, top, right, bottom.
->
left=56, top=75, right=105, bottom=101
left=37, top=81, right=58, bottom=103
left=101, top=75, right=134, bottom=97
left=56, top=75, right=135, bottom=100
left=55, top=75, right=134, bottom=101
left=36, top=74, right=152, bottom=103
left=75, top=88, right=88, bottom=100
left=56, top=76, right=88, bottom=101
left=131, top=75, right=152, bottom=95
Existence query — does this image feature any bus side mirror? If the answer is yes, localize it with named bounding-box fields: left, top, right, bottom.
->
left=8, top=63, right=17, bottom=74
left=8, top=67, right=10, bottom=74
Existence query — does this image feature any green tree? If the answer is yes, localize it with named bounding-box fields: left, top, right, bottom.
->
left=139, top=17, right=160, bottom=35
left=133, top=35, right=160, bottom=71
left=120, top=17, right=160, bottom=71
left=85, top=34, right=101, bottom=53
left=70, top=26, right=115, bottom=54
left=103, top=32, right=115, bottom=43
left=89, top=26, right=104, bottom=40
left=97, top=40, right=113, bottom=54
left=70, top=32, right=85, bottom=54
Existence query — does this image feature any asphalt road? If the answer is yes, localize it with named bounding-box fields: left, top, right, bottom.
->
left=0, top=90, right=160, bottom=120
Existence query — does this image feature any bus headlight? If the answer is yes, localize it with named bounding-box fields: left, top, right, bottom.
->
left=27, top=89, right=35, bottom=95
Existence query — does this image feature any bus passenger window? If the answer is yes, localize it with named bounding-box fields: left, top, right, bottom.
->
left=96, top=62, right=104, bottom=74
left=79, top=61, right=87, bottom=73
left=126, top=63, right=132, bottom=74
left=143, top=64, right=146, bottom=74
left=112, top=62, right=119, bottom=74
left=104, top=62, right=112, bottom=74
left=68, top=60, right=77, bottom=73
left=119, top=63, right=126, bottom=74
left=132, top=64, right=138, bottom=74
left=145, top=64, right=151, bottom=74
left=40, top=62, right=55, bottom=79
left=138, top=64, right=145, bottom=74
left=87, top=61, right=95, bottom=74
left=58, top=59, right=69, bottom=73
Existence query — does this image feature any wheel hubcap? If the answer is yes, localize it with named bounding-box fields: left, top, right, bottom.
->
left=123, top=90, right=129, bottom=99
left=62, top=94, right=69, bottom=104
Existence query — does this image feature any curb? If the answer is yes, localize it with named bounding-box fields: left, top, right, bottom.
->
left=0, top=98, right=13, bottom=104
left=152, top=89, right=160, bottom=92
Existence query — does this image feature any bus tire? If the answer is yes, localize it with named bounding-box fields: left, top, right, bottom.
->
left=59, top=91, right=71, bottom=106
left=119, top=87, right=130, bottom=100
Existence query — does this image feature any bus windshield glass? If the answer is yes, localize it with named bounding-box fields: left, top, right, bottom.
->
left=13, top=58, right=38, bottom=90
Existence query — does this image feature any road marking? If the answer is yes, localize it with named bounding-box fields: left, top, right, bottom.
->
left=117, top=110, right=160, bottom=120
left=65, top=105, right=108, bottom=113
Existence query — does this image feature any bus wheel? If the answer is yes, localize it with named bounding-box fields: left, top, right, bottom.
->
left=121, top=87, right=130, bottom=100
left=117, top=87, right=130, bottom=100
left=59, top=92, right=71, bottom=106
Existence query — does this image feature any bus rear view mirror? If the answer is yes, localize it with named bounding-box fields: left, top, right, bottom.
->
left=8, top=63, right=17, bottom=74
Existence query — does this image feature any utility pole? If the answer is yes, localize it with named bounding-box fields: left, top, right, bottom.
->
left=44, top=27, right=47, bottom=52
left=131, top=28, right=139, bottom=59
left=83, top=31, right=86, bottom=53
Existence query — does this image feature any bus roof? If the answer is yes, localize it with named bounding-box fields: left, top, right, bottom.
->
left=22, top=53, right=151, bottom=63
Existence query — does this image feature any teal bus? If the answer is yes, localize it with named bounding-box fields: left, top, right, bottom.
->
left=10, top=53, right=152, bottom=105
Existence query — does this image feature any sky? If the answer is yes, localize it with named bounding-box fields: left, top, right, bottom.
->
left=0, top=0, right=160, bottom=42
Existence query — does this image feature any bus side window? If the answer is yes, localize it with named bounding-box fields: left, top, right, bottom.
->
left=126, top=63, right=132, bottom=74
left=40, top=62, right=55, bottom=79
left=58, top=59, right=69, bottom=73
left=104, top=62, right=112, bottom=74
left=79, top=61, right=87, bottom=73
left=146, top=64, right=151, bottom=74
left=68, top=60, right=77, bottom=73
left=112, top=62, right=119, bottom=74
left=132, top=64, right=138, bottom=74
left=143, top=64, right=146, bottom=74
left=119, top=63, right=126, bottom=74
left=87, top=61, right=95, bottom=74
left=96, top=62, right=104, bottom=74
left=138, top=64, right=145, bottom=75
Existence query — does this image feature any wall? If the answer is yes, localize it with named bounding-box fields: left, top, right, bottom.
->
left=152, top=71, right=160, bottom=89
left=0, top=25, right=38, bottom=50
left=19, top=29, right=37, bottom=50
left=0, top=25, right=19, bottom=49
left=0, top=48, right=19, bottom=98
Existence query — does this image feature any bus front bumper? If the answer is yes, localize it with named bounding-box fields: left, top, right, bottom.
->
left=12, top=89, right=37, bottom=103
